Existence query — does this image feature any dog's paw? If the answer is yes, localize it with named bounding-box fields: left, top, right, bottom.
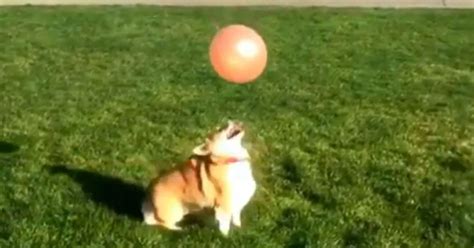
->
left=218, top=218, right=231, bottom=236
left=219, top=227, right=230, bottom=236
left=164, top=224, right=183, bottom=231
left=232, top=218, right=241, bottom=227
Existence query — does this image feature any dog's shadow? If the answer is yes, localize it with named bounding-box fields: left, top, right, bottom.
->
left=0, top=141, right=19, bottom=154
left=47, top=165, right=211, bottom=228
left=48, top=164, right=146, bottom=220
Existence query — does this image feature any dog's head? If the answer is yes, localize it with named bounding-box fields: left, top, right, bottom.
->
left=193, top=120, right=248, bottom=159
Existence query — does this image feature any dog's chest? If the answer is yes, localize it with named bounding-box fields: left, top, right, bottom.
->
left=226, top=161, right=256, bottom=197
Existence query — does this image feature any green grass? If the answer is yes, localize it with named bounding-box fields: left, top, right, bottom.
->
left=1, top=6, right=474, bottom=247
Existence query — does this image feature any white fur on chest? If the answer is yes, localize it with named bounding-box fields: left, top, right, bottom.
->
left=226, top=161, right=256, bottom=208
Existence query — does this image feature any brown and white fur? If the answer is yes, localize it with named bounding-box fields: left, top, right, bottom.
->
left=141, top=120, right=256, bottom=236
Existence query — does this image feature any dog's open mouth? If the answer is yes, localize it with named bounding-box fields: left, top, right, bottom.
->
left=227, top=124, right=243, bottom=139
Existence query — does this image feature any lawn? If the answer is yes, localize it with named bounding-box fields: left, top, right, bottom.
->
left=1, top=6, right=473, bottom=247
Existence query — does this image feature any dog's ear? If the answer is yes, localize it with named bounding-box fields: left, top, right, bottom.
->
left=192, top=143, right=210, bottom=156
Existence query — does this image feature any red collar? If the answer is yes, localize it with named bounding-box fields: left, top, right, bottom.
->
left=222, top=157, right=244, bottom=163
left=211, top=155, right=248, bottom=165
left=188, top=154, right=248, bottom=167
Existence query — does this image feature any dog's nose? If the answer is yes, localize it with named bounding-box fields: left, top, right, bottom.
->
left=235, top=121, right=244, bottom=129
left=227, top=120, right=236, bottom=126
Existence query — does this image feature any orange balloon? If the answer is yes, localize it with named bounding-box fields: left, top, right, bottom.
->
left=209, top=25, right=267, bottom=84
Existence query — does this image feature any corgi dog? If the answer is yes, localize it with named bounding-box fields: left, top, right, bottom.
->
left=141, top=120, right=256, bottom=236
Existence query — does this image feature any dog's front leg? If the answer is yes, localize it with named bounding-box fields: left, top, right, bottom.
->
left=231, top=209, right=242, bottom=227
left=215, top=190, right=232, bottom=236
left=215, top=207, right=231, bottom=236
